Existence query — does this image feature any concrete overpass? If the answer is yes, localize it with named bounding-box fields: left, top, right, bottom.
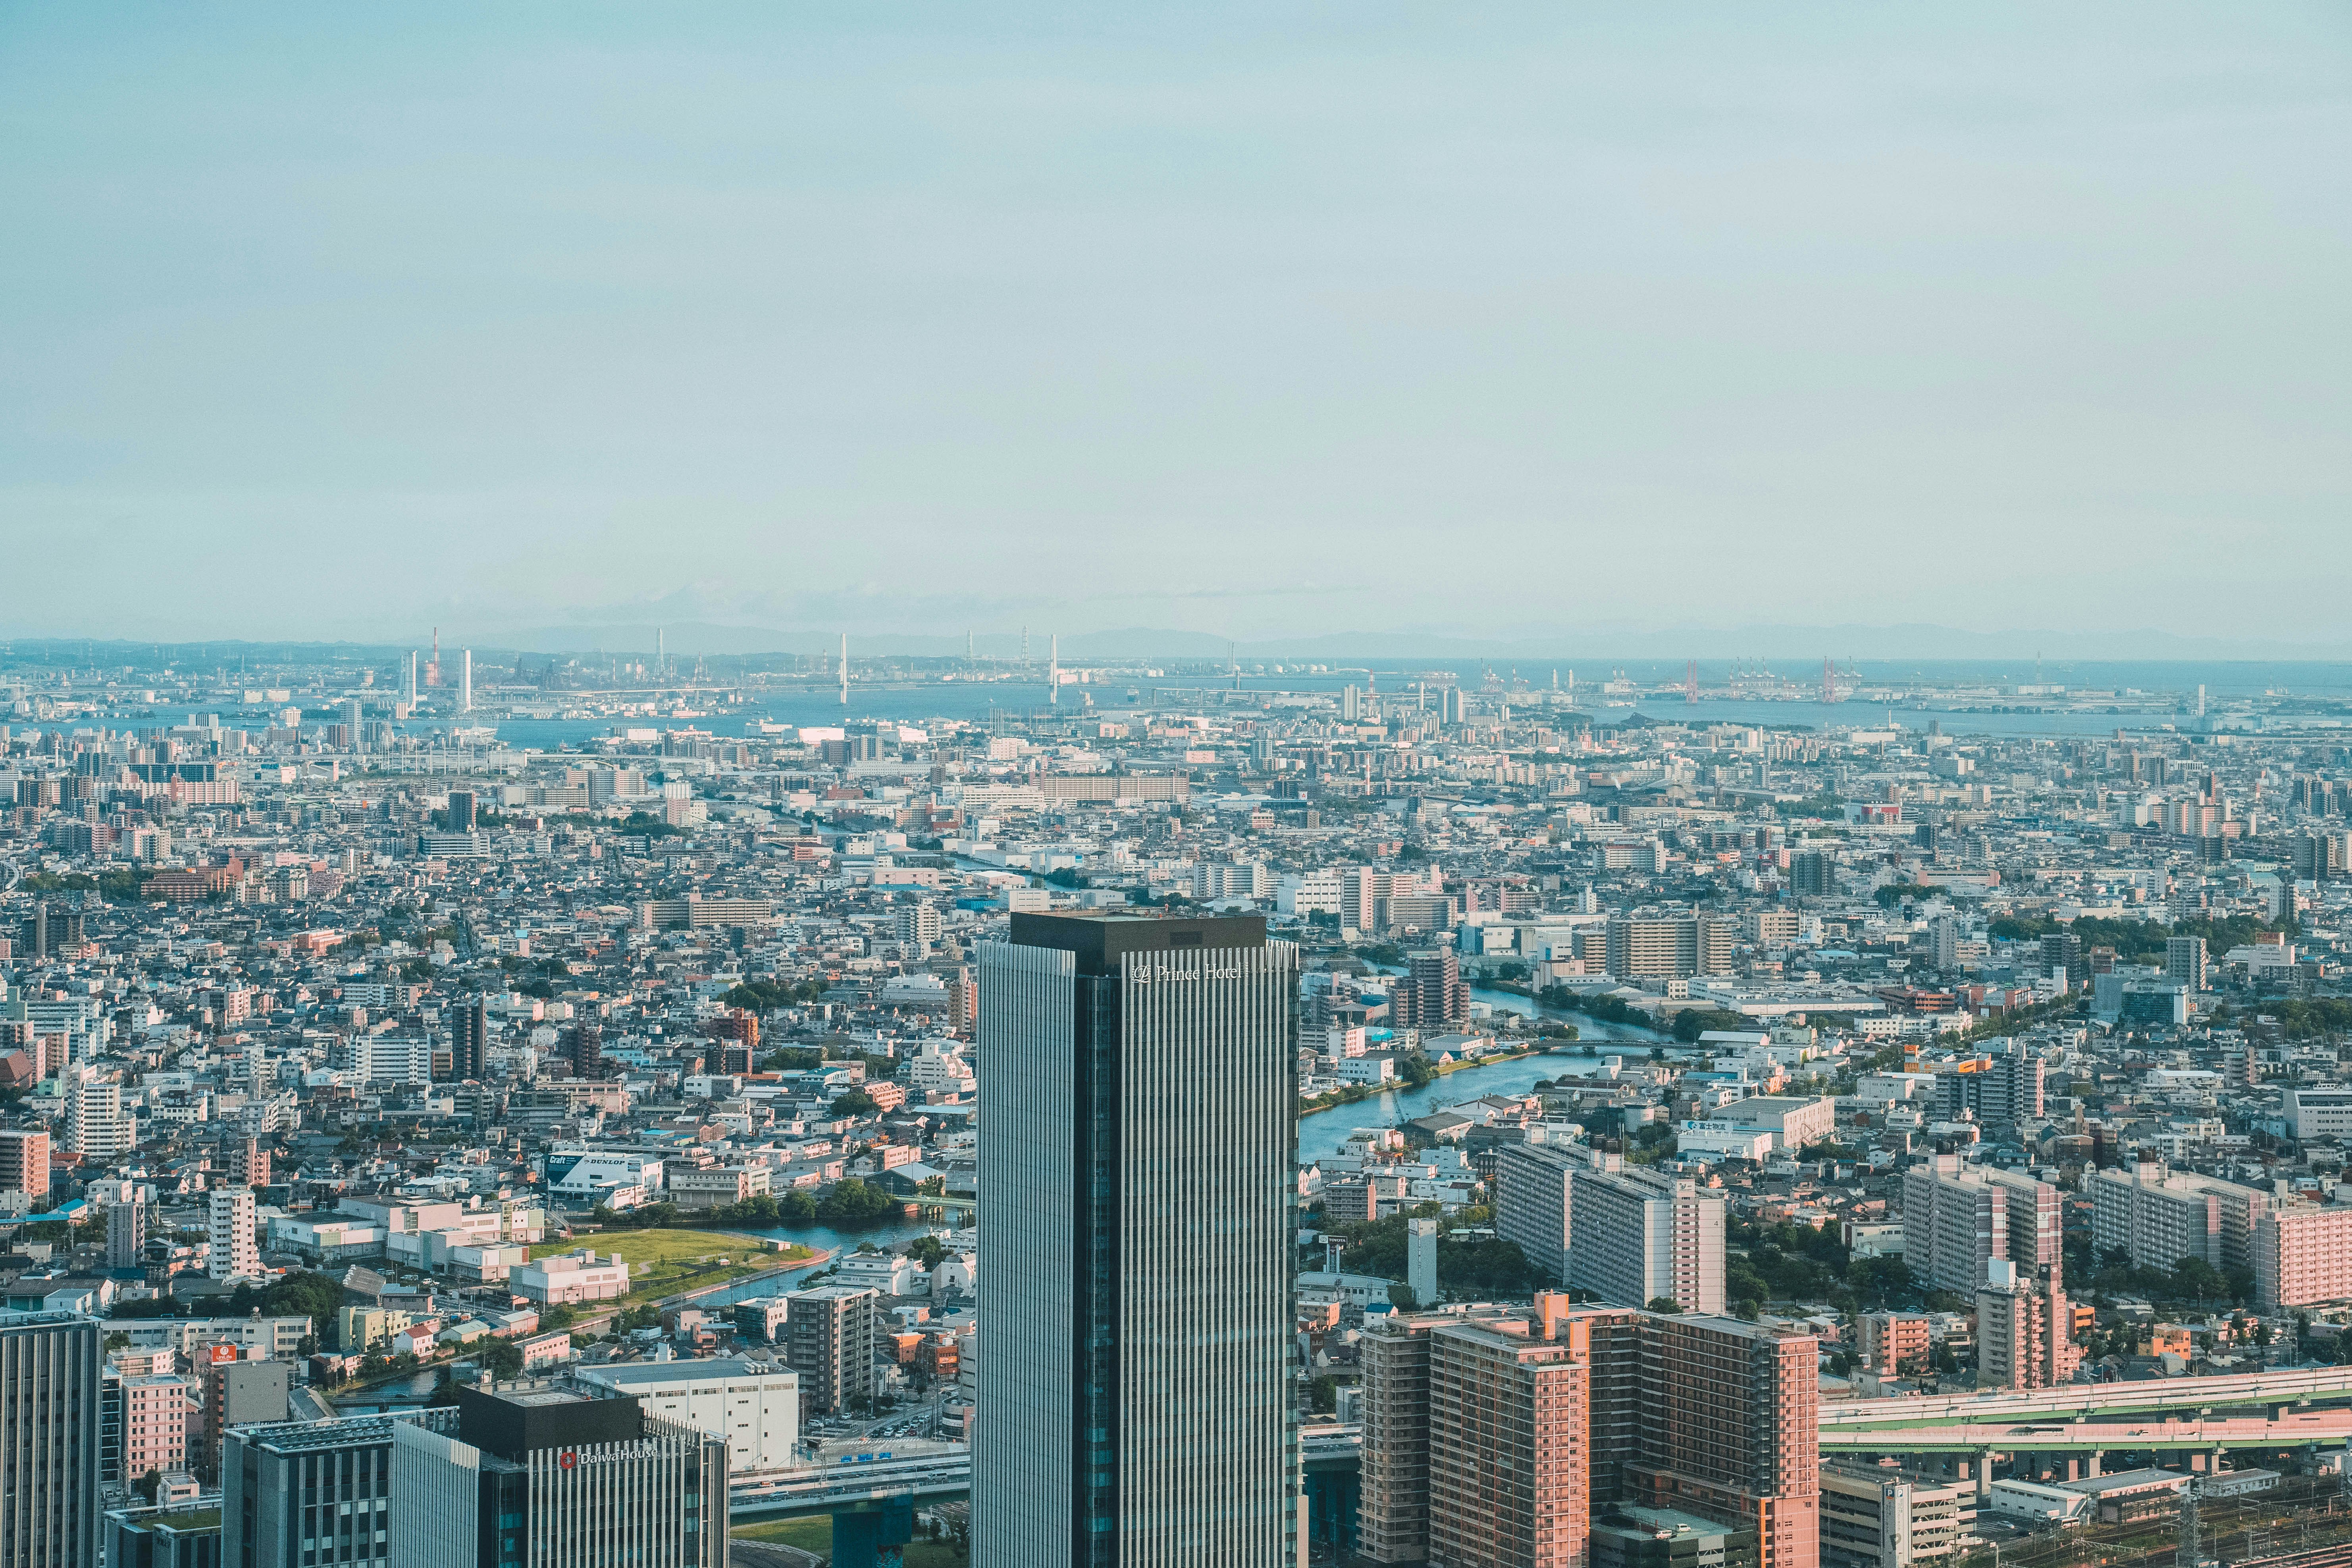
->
left=721, top=1373, right=2352, bottom=1563
left=725, top=1425, right=1366, bottom=1565
left=1822, top=1366, right=2352, bottom=1435
left=1822, top=1410, right=2352, bottom=1461
left=732, top=1455, right=971, bottom=1568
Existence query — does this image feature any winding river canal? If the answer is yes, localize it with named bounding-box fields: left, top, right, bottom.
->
left=1296, top=982, right=1675, bottom=1165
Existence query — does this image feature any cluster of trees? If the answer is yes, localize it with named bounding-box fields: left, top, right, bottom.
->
left=727, top=978, right=831, bottom=1012
left=1721, top=1219, right=1918, bottom=1320
left=2062, top=1238, right=2252, bottom=1306
left=2214, top=997, right=2352, bottom=1039
left=589, top=1176, right=910, bottom=1233
left=757, top=1040, right=896, bottom=1077
left=1669, top=1007, right=1752, bottom=1043
left=23, top=867, right=144, bottom=900
left=1318, top=1203, right=1536, bottom=1303
left=1873, top=883, right=1937, bottom=908
left=1623, top=1121, right=1678, bottom=1165
left=1536, top=986, right=1659, bottom=1032
left=110, top=1269, right=345, bottom=1329
left=1986, top=912, right=2281, bottom=962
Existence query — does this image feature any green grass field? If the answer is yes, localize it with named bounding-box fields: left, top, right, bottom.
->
left=732, top=1517, right=831, bottom=1553
left=728, top=1518, right=966, bottom=1566
left=532, top=1229, right=817, bottom=1304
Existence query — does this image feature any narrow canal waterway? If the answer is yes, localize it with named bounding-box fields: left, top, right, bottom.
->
left=1296, top=983, right=1675, bottom=1165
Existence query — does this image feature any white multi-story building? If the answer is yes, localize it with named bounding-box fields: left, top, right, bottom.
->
left=907, top=1040, right=973, bottom=1095
left=2286, top=1090, right=2352, bottom=1143
left=65, top=1067, right=136, bottom=1157
left=264, top=1214, right=388, bottom=1264
left=1494, top=1142, right=1725, bottom=1315
left=544, top=1148, right=668, bottom=1202
left=208, top=1187, right=260, bottom=1281
left=578, top=1358, right=801, bottom=1474
left=1275, top=870, right=1347, bottom=918
left=348, top=1034, right=433, bottom=1086
left=510, top=1248, right=630, bottom=1304
left=894, top=902, right=941, bottom=949
left=1710, top=1094, right=1836, bottom=1153
left=2088, top=1160, right=2268, bottom=1275
left=1192, top=861, right=1269, bottom=901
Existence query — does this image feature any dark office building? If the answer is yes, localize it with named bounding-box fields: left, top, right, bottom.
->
left=103, top=1504, right=223, bottom=1568
left=566, top=1022, right=604, bottom=1080
left=0, top=1310, right=104, bottom=1568
left=224, top=1411, right=454, bottom=1568
left=1388, top=946, right=1468, bottom=1031
left=450, top=998, right=488, bottom=1081
left=388, top=1385, right=726, bottom=1568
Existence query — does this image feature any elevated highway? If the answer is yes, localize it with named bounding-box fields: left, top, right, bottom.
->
left=731, top=1454, right=971, bottom=1521
left=721, top=1372, right=2352, bottom=1562
left=726, top=1425, right=1366, bottom=1564
left=1820, top=1410, right=2352, bottom=1457
left=1823, top=1366, right=2352, bottom=1434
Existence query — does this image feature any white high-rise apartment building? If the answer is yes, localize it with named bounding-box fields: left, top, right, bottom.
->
left=209, top=1187, right=260, bottom=1281
left=64, top=1067, right=134, bottom=1157
left=1495, top=1142, right=1726, bottom=1315
left=2089, top=1159, right=2268, bottom=1275
left=1903, top=1156, right=2063, bottom=1296
left=894, top=902, right=941, bottom=949
left=975, top=913, right=1297, bottom=1568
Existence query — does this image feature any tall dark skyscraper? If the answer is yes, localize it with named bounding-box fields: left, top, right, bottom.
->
left=451, top=997, right=488, bottom=1081
left=975, top=913, right=1298, bottom=1568
left=0, top=1310, right=104, bottom=1568
left=445, top=789, right=477, bottom=831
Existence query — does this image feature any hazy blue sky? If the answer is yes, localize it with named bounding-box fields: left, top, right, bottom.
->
left=4, top=4, right=2348, bottom=649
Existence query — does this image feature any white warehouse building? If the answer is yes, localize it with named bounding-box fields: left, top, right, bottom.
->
left=578, top=1358, right=801, bottom=1475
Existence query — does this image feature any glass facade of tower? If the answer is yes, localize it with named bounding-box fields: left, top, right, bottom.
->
left=976, top=913, right=1298, bottom=1568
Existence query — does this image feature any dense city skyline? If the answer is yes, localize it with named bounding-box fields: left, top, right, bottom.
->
left=8, top=4, right=2352, bottom=1566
